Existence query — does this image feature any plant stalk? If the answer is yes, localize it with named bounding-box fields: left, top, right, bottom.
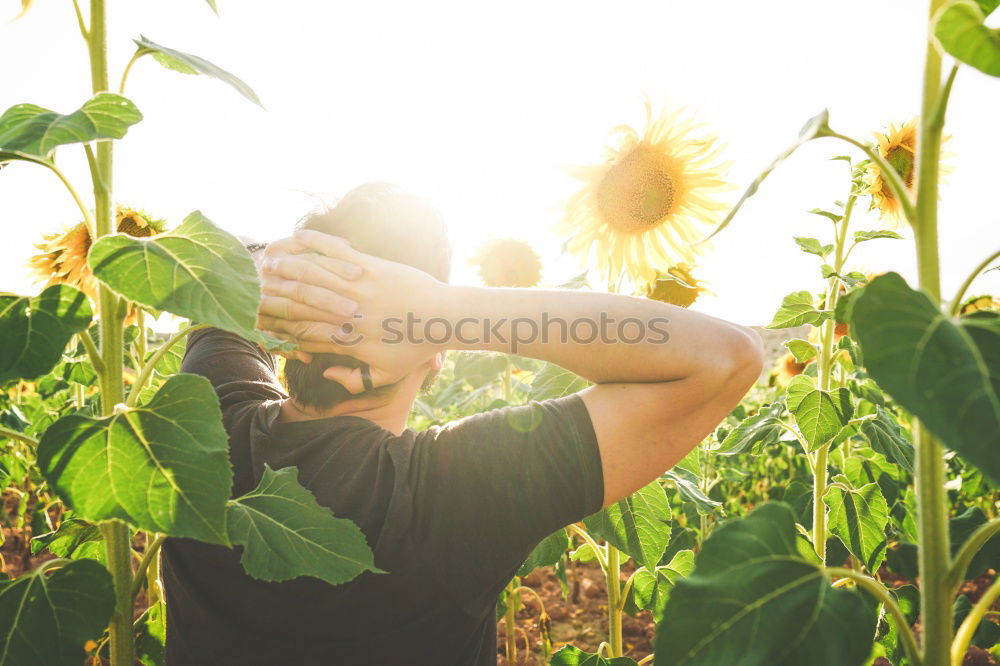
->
left=504, top=578, right=519, bottom=663
left=912, top=2, right=953, bottom=665
left=605, top=545, right=623, bottom=657
left=949, top=247, right=1000, bottom=315
left=100, top=520, right=134, bottom=666
left=951, top=577, right=1000, bottom=666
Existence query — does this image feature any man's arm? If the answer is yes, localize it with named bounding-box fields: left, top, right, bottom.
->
left=257, top=230, right=763, bottom=507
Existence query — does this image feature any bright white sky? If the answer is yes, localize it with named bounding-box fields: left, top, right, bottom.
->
left=1, top=0, right=997, bottom=327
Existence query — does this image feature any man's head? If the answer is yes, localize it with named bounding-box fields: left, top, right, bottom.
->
left=283, top=183, right=451, bottom=411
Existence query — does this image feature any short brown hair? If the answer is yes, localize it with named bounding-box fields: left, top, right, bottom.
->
left=283, top=183, right=451, bottom=409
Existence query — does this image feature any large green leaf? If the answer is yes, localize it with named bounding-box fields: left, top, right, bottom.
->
left=584, top=481, right=671, bottom=569
left=662, top=469, right=722, bottom=515
left=0, top=285, right=92, bottom=384
left=134, top=36, right=262, bottom=107
left=0, top=560, right=114, bottom=666
left=89, top=211, right=285, bottom=348
left=785, top=375, right=853, bottom=450
left=135, top=601, right=166, bottom=666
left=518, top=527, right=569, bottom=576
left=30, top=516, right=105, bottom=565
left=823, top=476, right=889, bottom=571
left=934, top=0, right=1000, bottom=77
left=851, top=273, right=1000, bottom=483
left=701, top=110, right=831, bottom=242
left=858, top=407, right=915, bottom=475
left=655, top=502, right=876, bottom=666
left=226, top=465, right=380, bottom=586
left=550, top=645, right=638, bottom=666
left=767, top=291, right=831, bottom=329
left=0, top=93, right=142, bottom=162
left=38, top=374, right=232, bottom=544
left=624, top=549, right=694, bottom=622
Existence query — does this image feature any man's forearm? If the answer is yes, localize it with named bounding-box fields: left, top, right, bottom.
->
left=436, top=285, right=757, bottom=385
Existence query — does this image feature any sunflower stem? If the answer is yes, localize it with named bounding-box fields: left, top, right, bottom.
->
left=71, top=0, right=88, bottom=41
left=118, top=48, right=152, bottom=94
left=126, top=324, right=208, bottom=408
left=951, top=577, right=1000, bottom=666
left=45, top=161, right=96, bottom=239
left=605, top=544, right=624, bottom=657
left=827, top=132, right=916, bottom=226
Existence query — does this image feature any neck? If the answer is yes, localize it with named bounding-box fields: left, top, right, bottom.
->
left=279, top=395, right=411, bottom=435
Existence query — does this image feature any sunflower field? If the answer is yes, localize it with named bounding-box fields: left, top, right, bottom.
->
left=1, top=1, right=998, bottom=666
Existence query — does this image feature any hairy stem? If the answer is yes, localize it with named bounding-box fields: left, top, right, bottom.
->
left=130, top=533, right=166, bottom=602
left=948, top=517, right=1000, bottom=591
left=118, top=48, right=152, bottom=94
left=605, top=545, right=623, bottom=657
left=126, top=324, right=208, bottom=407
left=0, top=426, right=39, bottom=450
left=45, top=162, right=96, bottom=239
left=949, top=247, right=1000, bottom=315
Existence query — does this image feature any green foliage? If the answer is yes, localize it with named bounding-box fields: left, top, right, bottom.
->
left=226, top=465, right=381, bottom=585
left=0, top=560, right=115, bottom=666
left=715, top=402, right=785, bottom=455
left=851, top=273, right=1000, bottom=483
left=0, top=93, right=141, bottom=162
left=584, top=481, right=671, bottom=569
left=519, top=528, right=569, bottom=576
left=934, top=0, right=1000, bottom=77
left=0, top=285, right=92, bottom=383
left=767, top=291, right=831, bottom=329
left=550, top=645, right=638, bottom=665
left=89, top=211, right=287, bottom=349
left=785, top=375, right=853, bottom=450
left=784, top=338, right=817, bottom=363
left=857, top=407, right=914, bottom=474
left=30, top=515, right=105, bottom=565
left=134, top=36, right=262, bottom=106
left=655, top=503, right=877, bottom=666
left=949, top=507, right=1000, bottom=577
left=823, top=476, right=889, bottom=571
left=135, top=602, right=166, bottom=666
left=623, top=549, right=694, bottom=622
left=38, top=374, right=233, bottom=544
left=794, top=236, right=833, bottom=258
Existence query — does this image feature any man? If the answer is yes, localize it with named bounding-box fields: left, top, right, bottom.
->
left=162, top=183, right=763, bottom=665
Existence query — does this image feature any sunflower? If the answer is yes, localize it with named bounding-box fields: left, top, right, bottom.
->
left=645, top=263, right=707, bottom=308
left=960, top=294, right=999, bottom=315
left=864, top=119, right=952, bottom=228
left=559, top=102, right=732, bottom=288
left=470, top=238, right=542, bottom=288
left=773, top=352, right=812, bottom=386
left=29, top=205, right=166, bottom=302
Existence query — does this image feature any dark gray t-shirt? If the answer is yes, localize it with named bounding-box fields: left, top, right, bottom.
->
left=162, top=328, right=603, bottom=665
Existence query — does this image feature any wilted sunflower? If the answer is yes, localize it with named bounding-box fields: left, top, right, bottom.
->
left=645, top=263, right=707, bottom=308
left=773, top=352, right=812, bottom=386
left=29, top=205, right=166, bottom=302
left=470, top=238, right=542, bottom=288
left=559, top=102, right=732, bottom=288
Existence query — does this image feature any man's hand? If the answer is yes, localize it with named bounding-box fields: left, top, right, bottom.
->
left=256, top=229, right=448, bottom=391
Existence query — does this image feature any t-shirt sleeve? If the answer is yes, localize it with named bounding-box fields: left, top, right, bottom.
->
left=408, top=393, right=603, bottom=614
left=180, top=327, right=286, bottom=409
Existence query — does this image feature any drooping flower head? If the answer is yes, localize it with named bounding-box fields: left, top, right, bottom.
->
left=645, top=263, right=707, bottom=308
left=559, top=101, right=732, bottom=289
left=29, top=205, right=166, bottom=301
left=470, top=238, right=542, bottom=288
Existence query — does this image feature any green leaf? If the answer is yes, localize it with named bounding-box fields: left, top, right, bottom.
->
left=851, top=273, right=1000, bottom=483
left=809, top=208, right=842, bottom=223
left=767, top=291, right=831, bottom=329
left=793, top=237, right=832, bottom=258
left=550, top=645, right=638, bottom=665
left=854, top=230, right=903, bottom=243
left=226, top=465, right=380, bottom=586
left=518, top=528, right=569, bottom=576
left=30, top=516, right=105, bottom=565
left=859, top=407, right=915, bottom=475
left=204, top=0, right=219, bottom=13
left=0, top=285, right=92, bottom=384
left=655, top=502, right=877, bottom=666
left=663, top=469, right=723, bottom=515
left=134, top=36, right=262, bottom=107
left=624, top=549, right=694, bottom=622
left=529, top=362, right=590, bottom=401
left=715, top=403, right=785, bottom=455
left=38, top=374, right=232, bottom=544
left=89, top=211, right=286, bottom=349
left=949, top=507, right=1000, bottom=577
left=0, top=560, right=115, bottom=666
left=584, top=481, right=671, bottom=569
left=823, top=476, right=889, bottom=571
left=0, top=93, right=142, bottom=162
left=785, top=375, right=854, bottom=450
left=701, top=110, right=831, bottom=242
left=784, top=338, right=818, bottom=363
left=935, top=0, right=1000, bottom=77
left=135, top=602, right=166, bottom=666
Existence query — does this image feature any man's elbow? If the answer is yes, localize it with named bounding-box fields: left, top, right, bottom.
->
left=721, top=326, right=764, bottom=393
